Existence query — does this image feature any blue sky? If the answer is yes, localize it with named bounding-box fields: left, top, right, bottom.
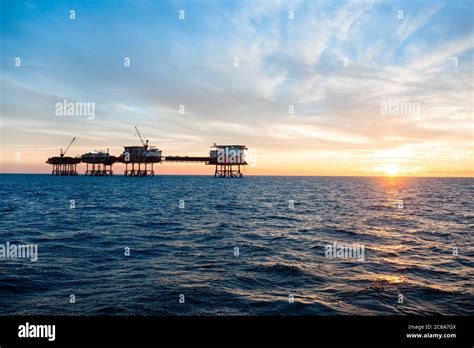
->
left=1, top=0, right=473, bottom=175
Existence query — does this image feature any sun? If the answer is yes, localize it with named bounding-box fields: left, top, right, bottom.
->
left=374, top=164, right=400, bottom=176
left=383, top=165, right=400, bottom=176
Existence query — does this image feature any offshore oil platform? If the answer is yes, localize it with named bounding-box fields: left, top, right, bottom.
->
left=46, top=127, right=248, bottom=178
left=45, top=137, right=81, bottom=176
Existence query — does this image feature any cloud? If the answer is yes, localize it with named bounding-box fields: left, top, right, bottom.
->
left=396, top=1, right=446, bottom=41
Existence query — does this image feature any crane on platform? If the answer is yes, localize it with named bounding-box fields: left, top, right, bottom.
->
left=135, top=126, right=149, bottom=150
left=60, top=137, right=76, bottom=157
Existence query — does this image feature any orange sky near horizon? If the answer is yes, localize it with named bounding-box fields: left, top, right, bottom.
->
left=1, top=146, right=472, bottom=177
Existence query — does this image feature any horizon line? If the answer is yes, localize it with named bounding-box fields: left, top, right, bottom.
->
left=1, top=172, right=473, bottom=179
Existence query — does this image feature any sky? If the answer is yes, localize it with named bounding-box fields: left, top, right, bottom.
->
left=0, top=0, right=473, bottom=176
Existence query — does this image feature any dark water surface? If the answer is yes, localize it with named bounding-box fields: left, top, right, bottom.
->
left=0, top=175, right=472, bottom=315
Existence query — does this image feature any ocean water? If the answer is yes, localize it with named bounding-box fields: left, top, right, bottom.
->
left=0, top=174, right=472, bottom=315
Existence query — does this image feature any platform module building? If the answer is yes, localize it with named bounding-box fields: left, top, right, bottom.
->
left=208, top=144, right=248, bottom=177
left=119, top=145, right=162, bottom=176
left=46, top=156, right=81, bottom=176
left=81, top=150, right=118, bottom=176
left=46, top=137, right=81, bottom=175
left=117, top=126, right=162, bottom=176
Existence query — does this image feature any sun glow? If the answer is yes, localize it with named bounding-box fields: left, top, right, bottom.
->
left=374, top=164, right=401, bottom=176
